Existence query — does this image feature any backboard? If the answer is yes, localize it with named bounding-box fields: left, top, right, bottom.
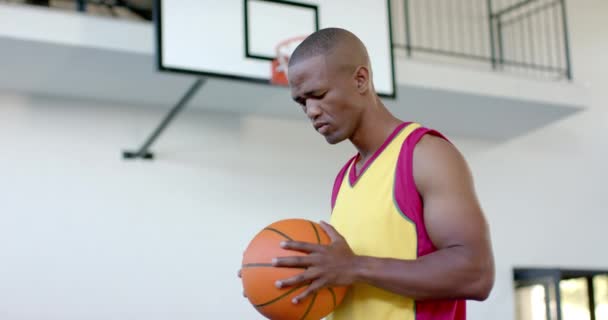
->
left=156, top=0, right=396, bottom=97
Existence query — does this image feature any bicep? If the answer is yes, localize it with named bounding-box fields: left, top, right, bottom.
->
left=413, top=136, right=490, bottom=253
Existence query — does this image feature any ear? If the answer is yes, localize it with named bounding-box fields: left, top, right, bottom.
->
left=353, top=66, right=371, bottom=94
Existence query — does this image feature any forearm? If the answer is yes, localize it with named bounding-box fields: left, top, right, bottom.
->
left=352, top=246, right=493, bottom=301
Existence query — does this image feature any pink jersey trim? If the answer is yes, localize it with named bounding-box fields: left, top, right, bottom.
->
left=348, top=122, right=411, bottom=187
left=394, top=126, right=467, bottom=320
left=331, top=156, right=356, bottom=211
left=394, top=126, right=446, bottom=256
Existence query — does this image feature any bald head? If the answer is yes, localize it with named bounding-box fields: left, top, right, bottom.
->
left=285, top=28, right=384, bottom=145
left=288, top=28, right=371, bottom=76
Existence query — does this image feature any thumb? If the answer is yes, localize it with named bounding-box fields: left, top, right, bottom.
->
left=319, top=220, right=343, bottom=242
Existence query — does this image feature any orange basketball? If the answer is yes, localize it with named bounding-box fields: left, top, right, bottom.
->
left=241, top=219, right=348, bottom=320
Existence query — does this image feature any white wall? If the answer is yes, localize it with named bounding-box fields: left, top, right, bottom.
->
left=0, top=89, right=491, bottom=320
left=0, top=92, right=359, bottom=319
left=0, top=1, right=606, bottom=320
left=467, top=0, right=608, bottom=319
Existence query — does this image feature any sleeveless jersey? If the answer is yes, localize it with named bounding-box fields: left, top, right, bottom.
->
left=328, top=122, right=466, bottom=320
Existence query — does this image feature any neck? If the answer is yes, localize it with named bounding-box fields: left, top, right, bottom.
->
left=349, top=98, right=402, bottom=161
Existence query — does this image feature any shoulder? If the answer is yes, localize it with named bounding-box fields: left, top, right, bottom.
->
left=415, top=133, right=459, bottom=161
left=412, top=132, right=473, bottom=196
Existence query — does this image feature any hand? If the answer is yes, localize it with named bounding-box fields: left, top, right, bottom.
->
left=272, top=221, right=356, bottom=304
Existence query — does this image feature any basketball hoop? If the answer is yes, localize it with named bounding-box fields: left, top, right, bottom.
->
left=271, top=35, right=307, bottom=86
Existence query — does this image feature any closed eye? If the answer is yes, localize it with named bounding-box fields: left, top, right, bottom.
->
left=292, top=90, right=327, bottom=108
left=311, top=91, right=327, bottom=100
left=294, top=98, right=305, bottom=107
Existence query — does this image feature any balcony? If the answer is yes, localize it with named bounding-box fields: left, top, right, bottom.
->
left=0, top=1, right=586, bottom=140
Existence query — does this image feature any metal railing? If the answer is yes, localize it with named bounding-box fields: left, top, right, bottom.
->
left=393, top=0, right=572, bottom=80
left=13, top=0, right=153, bottom=20
left=10, top=0, right=572, bottom=80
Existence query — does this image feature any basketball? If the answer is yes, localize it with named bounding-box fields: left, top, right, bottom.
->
left=241, top=219, right=348, bottom=320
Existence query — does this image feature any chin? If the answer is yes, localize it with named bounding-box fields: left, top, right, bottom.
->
left=324, top=133, right=346, bottom=145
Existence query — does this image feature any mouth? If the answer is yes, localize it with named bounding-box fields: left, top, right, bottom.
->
left=314, top=122, right=330, bottom=133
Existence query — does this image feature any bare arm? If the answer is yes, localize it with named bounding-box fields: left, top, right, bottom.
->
left=351, top=135, right=495, bottom=300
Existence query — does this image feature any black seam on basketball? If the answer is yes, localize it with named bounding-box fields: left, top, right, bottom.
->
left=254, top=284, right=307, bottom=308
left=299, top=292, right=318, bottom=320
left=241, top=264, right=307, bottom=269
left=310, top=221, right=321, bottom=244
left=264, top=227, right=293, bottom=241
left=241, top=263, right=273, bottom=268
left=328, top=287, right=337, bottom=308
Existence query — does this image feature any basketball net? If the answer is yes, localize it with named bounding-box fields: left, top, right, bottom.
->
left=271, top=36, right=307, bottom=86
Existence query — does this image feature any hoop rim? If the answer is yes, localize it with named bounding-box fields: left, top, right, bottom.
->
left=271, top=35, right=308, bottom=85
left=274, top=35, right=308, bottom=59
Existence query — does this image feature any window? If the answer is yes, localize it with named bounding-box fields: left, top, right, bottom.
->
left=595, top=275, right=608, bottom=319
left=516, top=284, right=549, bottom=320
left=514, top=268, right=608, bottom=320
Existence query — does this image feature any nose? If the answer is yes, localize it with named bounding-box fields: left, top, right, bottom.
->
left=305, top=99, right=322, bottom=120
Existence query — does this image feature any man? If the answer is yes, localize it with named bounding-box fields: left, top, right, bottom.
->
left=242, top=27, right=495, bottom=319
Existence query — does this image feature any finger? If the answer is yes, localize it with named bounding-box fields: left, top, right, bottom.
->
left=292, top=279, right=326, bottom=304
left=272, top=254, right=316, bottom=268
left=281, top=240, right=323, bottom=253
left=319, top=221, right=343, bottom=242
left=275, top=268, right=321, bottom=288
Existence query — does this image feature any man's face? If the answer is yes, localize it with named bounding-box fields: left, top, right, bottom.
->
left=288, top=56, right=362, bottom=144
